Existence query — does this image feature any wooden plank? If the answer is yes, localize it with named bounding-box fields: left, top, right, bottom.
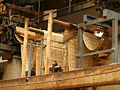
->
left=29, top=27, right=63, bottom=42
left=36, top=45, right=40, bottom=75
left=54, top=19, right=77, bottom=29
left=21, top=18, right=29, bottom=77
left=1, top=64, right=120, bottom=89
left=63, top=45, right=69, bottom=72
left=6, top=3, right=42, bottom=16
left=16, top=27, right=44, bottom=40
left=45, top=11, right=53, bottom=74
left=0, top=78, right=26, bottom=89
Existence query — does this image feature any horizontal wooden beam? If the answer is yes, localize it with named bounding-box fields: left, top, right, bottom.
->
left=0, top=64, right=120, bottom=89
left=16, top=27, right=44, bottom=40
left=0, top=44, right=19, bottom=52
left=5, top=3, right=42, bottom=16
left=54, top=19, right=77, bottom=29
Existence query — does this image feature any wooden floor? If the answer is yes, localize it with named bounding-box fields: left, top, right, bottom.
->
left=0, top=64, right=120, bottom=90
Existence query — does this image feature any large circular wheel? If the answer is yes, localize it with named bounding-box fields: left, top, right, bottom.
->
left=83, top=32, right=104, bottom=51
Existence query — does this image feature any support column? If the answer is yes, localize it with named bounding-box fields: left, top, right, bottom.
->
left=45, top=11, right=53, bottom=74
left=64, top=28, right=78, bottom=71
left=36, top=43, right=41, bottom=76
left=21, top=18, right=29, bottom=77
left=112, top=18, right=118, bottom=63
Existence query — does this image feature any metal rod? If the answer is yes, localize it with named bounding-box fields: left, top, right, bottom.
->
left=78, top=16, right=114, bottom=28
left=78, top=27, right=83, bottom=68
left=38, top=0, right=41, bottom=22
left=77, top=48, right=114, bottom=57
left=38, top=0, right=41, bottom=12
left=28, top=40, right=33, bottom=77
left=78, top=9, right=120, bottom=28
left=40, top=38, right=44, bottom=75
left=111, top=18, right=118, bottom=63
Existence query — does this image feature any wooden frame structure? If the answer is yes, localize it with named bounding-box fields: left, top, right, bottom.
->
left=0, top=9, right=120, bottom=89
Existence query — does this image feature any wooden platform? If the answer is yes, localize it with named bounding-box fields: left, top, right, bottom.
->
left=0, top=64, right=120, bottom=89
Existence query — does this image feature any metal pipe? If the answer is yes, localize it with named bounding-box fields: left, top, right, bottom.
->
left=38, top=0, right=41, bottom=22
left=78, top=27, right=83, bottom=68
left=77, top=48, right=114, bottom=57
left=111, top=18, right=118, bottom=63
left=40, top=38, right=44, bottom=75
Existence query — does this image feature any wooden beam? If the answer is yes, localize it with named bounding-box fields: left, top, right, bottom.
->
left=21, top=18, right=29, bottom=77
left=1, top=64, right=120, bottom=89
left=63, top=45, right=69, bottom=72
left=54, top=19, right=77, bottom=29
left=6, top=4, right=35, bottom=15
left=5, top=3, right=42, bottom=16
left=45, top=11, right=53, bottom=74
left=36, top=45, right=40, bottom=75
left=28, top=27, right=45, bottom=34
left=54, top=19, right=120, bottom=37
left=16, top=27, right=44, bottom=40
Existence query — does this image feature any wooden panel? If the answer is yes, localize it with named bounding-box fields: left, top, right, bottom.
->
left=0, top=64, right=120, bottom=89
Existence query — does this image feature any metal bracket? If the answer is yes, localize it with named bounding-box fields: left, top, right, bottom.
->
left=84, top=14, right=112, bottom=28
left=103, top=9, right=120, bottom=17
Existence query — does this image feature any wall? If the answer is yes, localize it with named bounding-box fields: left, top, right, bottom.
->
left=0, top=55, right=21, bottom=80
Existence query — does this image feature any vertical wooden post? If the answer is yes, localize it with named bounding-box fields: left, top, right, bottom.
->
left=68, top=38, right=77, bottom=71
left=28, top=40, right=33, bottom=77
left=36, top=44, right=40, bottom=75
left=63, top=45, right=69, bottom=72
left=40, top=39, right=44, bottom=75
left=45, top=11, right=53, bottom=74
left=63, top=28, right=78, bottom=71
left=9, top=9, right=12, bottom=16
left=21, top=18, right=29, bottom=77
